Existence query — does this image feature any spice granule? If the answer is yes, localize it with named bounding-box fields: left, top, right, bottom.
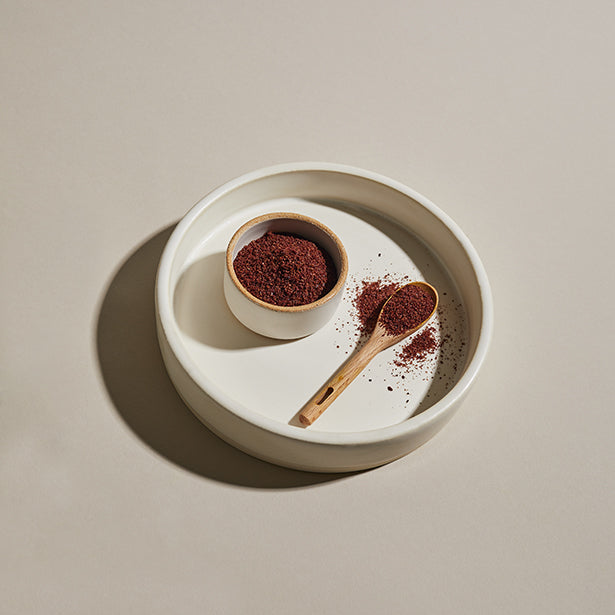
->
left=233, top=232, right=337, bottom=307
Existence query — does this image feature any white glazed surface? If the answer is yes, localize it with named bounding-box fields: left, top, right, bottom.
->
left=156, top=163, right=493, bottom=471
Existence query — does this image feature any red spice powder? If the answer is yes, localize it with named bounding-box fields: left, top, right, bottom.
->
left=352, top=280, right=401, bottom=335
left=233, top=232, right=337, bottom=307
left=349, top=276, right=441, bottom=374
left=379, top=284, right=436, bottom=336
left=393, top=326, right=438, bottom=369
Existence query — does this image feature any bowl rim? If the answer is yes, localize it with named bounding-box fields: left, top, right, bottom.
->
left=156, top=162, right=494, bottom=446
left=225, top=211, right=348, bottom=312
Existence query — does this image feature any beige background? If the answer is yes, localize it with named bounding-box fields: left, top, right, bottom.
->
left=2, top=1, right=614, bottom=613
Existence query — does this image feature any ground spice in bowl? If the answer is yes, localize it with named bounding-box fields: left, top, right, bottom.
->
left=233, top=231, right=337, bottom=307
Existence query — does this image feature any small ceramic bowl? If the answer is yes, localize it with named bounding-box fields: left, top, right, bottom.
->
left=223, top=212, right=348, bottom=339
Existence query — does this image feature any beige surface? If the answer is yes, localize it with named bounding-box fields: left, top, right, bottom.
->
left=2, top=1, right=614, bottom=613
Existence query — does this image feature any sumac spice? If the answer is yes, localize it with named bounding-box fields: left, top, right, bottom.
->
left=350, top=276, right=441, bottom=372
left=394, top=326, right=438, bottom=369
left=233, top=231, right=337, bottom=307
left=352, top=279, right=401, bottom=335
left=379, top=284, right=436, bottom=336
left=343, top=273, right=465, bottom=395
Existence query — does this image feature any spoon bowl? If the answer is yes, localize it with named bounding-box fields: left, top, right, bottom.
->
left=298, top=281, right=439, bottom=426
left=370, top=281, right=439, bottom=350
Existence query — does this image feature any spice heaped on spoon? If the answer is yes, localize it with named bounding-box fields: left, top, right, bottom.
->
left=298, top=281, right=438, bottom=426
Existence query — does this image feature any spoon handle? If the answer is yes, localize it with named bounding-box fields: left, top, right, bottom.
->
left=298, top=339, right=382, bottom=426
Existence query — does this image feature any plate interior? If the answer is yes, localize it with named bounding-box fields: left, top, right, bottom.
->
left=173, top=197, right=468, bottom=433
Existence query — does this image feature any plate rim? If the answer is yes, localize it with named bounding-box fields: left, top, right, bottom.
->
left=155, top=161, right=494, bottom=447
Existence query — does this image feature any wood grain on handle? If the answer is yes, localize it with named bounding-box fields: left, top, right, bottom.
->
left=298, top=339, right=382, bottom=426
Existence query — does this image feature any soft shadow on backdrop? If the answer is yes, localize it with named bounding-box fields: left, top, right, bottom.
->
left=95, top=225, right=352, bottom=489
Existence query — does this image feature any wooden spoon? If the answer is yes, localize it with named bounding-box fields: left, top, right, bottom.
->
left=298, top=281, right=439, bottom=426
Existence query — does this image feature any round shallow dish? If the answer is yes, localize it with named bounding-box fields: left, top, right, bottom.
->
left=224, top=212, right=348, bottom=339
left=156, top=162, right=493, bottom=472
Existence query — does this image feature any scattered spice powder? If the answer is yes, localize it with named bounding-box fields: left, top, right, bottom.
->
left=350, top=276, right=441, bottom=373
left=233, top=232, right=337, bottom=307
left=379, top=284, right=436, bottom=336
left=352, top=279, right=401, bottom=335
left=340, top=273, right=466, bottom=400
left=393, top=326, right=438, bottom=369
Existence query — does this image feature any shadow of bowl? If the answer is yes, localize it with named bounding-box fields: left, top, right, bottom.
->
left=95, top=224, right=353, bottom=489
left=173, top=251, right=292, bottom=350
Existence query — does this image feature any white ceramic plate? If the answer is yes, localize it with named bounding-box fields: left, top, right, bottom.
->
left=156, top=163, right=493, bottom=472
